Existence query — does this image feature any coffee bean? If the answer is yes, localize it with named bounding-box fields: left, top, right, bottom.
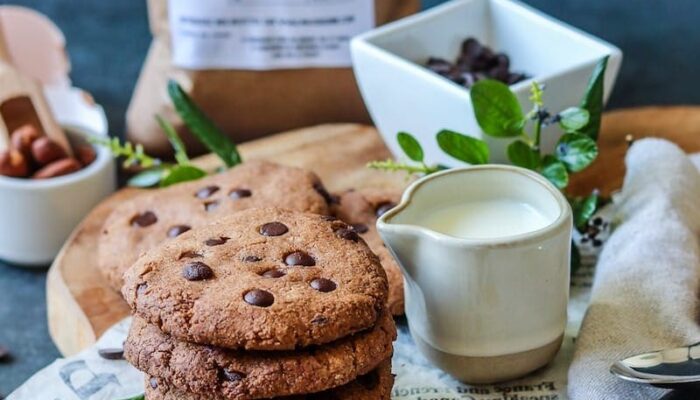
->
left=204, top=201, right=220, bottom=212
left=195, top=185, right=219, bottom=199
left=351, top=223, right=369, bottom=234
left=310, top=278, right=337, bottom=293
left=205, top=237, right=229, bottom=246
left=243, top=289, right=274, bottom=307
left=167, top=225, right=191, bottom=238
left=357, top=370, right=380, bottom=390
left=313, top=182, right=339, bottom=205
left=375, top=202, right=396, bottom=218
left=285, top=251, right=316, bottom=266
left=229, top=188, right=252, bottom=200
left=495, top=53, right=510, bottom=69
left=243, top=255, right=261, bottom=262
left=426, top=57, right=452, bottom=75
left=335, top=228, right=359, bottom=242
left=98, top=348, right=124, bottom=360
left=149, top=377, right=159, bottom=389
left=131, top=211, right=157, bottom=227
left=261, top=269, right=286, bottom=278
left=219, top=368, right=245, bottom=382
left=183, top=262, right=214, bottom=281
left=259, top=222, right=288, bottom=236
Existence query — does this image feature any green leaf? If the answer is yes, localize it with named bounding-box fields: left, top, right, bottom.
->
left=558, top=107, right=590, bottom=133
left=436, top=130, right=489, bottom=165
left=127, top=168, right=165, bottom=188
left=160, top=165, right=207, bottom=187
left=119, top=395, right=145, bottom=400
left=579, top=56, right=608, bottom=139
left=396, top=132, right=424, bottom=162
left=571, top=241, right=581, bottom=274
left=471, top=79, right=525, bottom=138
left=507, top=140, right=540, bottom=170
left=168, top=80, right=242, bottom=167
left=541, top=155, right=569, bottom=189
left=571, top=192, right=599, bottom=230
left=156, top=115, right=189, bottom=165
left=555, top=133, right=599, bottom=172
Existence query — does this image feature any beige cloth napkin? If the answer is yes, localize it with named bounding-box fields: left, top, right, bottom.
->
left=568, top=139, right=700, bottom=399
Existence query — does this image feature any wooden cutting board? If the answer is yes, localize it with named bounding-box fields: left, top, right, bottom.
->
left=46, top=108, right=700, bottom=356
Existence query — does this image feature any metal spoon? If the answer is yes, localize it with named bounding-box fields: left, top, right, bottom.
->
left=611, top=342, right=700, bottom=390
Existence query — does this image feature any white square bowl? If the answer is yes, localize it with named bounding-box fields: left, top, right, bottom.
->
left=351, top=0, right=622, bottom=165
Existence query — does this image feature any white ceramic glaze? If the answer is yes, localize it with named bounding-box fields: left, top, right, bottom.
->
left=351, top=0, right=623, bottom=164
left=377, top=166, right=572, bottom=380
left=0, top=126, right=115, bottom=266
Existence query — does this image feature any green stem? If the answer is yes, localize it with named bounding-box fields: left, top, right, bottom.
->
left=533, top=113, right=543, bottom=151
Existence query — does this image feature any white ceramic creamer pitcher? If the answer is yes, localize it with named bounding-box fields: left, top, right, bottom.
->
left=377, top=165, right=572, bottom=383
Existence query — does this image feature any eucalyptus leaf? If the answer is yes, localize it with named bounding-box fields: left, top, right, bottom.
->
left=572, top=192, right=599, bottom=230
left=555, top=133, right=599, bottom=172
left=436, top=130, right=489, bottom=165
left=396, top=132, right=424, bottom=162
left=168, top=80, right=242, bottom=167
left=558, top=107, right=590, bottom=133
left=156, top=115, right=189, bottom=165
left=541, top=156, right=569, bottom=189
left=471, top=79, right=524, bottom=138
left=579, top=57, right=608, bottom=139
left=160, top=165, right=207, bottom=187
left=507, top=140, right=540, bottom=170
left=127, top=168, right=165, bottom=188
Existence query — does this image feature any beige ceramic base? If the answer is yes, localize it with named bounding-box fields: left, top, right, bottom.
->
left=412, top=332, right=564, bottom=384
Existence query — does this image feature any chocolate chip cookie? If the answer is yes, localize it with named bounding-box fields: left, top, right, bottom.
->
left=122, top=208, right=388, bottom=350
left=126, top=312, right=395, bottom=399
left=99, top=161, right=333, bottom=291
left=332, top=188, right=404, bottom=315
left=144, top=359, right=394, bottom=400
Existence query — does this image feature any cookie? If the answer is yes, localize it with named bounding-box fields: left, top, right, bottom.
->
left=332, top=188, right=404, bottom=315
left=122, top=208, right=388, bottom=350
left=144, top=359, right=394, bottom=400
left=126, top=312, right=395, bottom=399
left=98, top=161, right=332, bottom=291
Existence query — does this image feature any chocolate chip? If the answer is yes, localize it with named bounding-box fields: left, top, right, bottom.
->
left=149, top=377, right=158, bottom=389
left=243, top=255, right=261, bottom=262
left=313, top=182, right=339, bottom=205
left=357, top=370, right=380, bottom=390
left=183, top=262, right=214, bottom=281
left=259, top=222, right=288, bottom=236
left=98, top=348, right=124, bottom=360
left=219, top=368, right=245, bottom=382
left=195, top=185, right=219, bottom=199
left=351, top=223, right=369, bottom=234
left=320, top=215, right=337, bottom=221
left=310, top=278, right=337, bottom=293
left=311, top=315, right=329, bottom=325
left=375, top=202, right=396, bottom=217
left=229, top=188, right=252, bottom=200
left=243, top=289, right=274, bottom=307
left=179, top=251, right=202, bottom=259
left=130, top=211, right=157, bottom=227
left=167, top=225, right=191, bottom=238
left=205, top=237, right=229, bottom=246
left=335, top=228, right=359, bottom=242
left=204, top=201, right=220, bottom=212
left=285, top=251, right=315, bottom=266
left=261, top=269, right=286, bottom=278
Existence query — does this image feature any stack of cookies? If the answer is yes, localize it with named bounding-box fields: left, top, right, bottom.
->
left=122, top=208, right=396, bottom=399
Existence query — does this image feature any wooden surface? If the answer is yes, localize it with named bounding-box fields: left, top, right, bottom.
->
left=47, top=108, right=700, bottom=356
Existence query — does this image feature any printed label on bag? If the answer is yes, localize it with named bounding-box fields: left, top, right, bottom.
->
left=168, top=0, right=375, bottom=70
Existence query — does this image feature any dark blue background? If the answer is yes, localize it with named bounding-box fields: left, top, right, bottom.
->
left=1, top=0, right=699, bottom=395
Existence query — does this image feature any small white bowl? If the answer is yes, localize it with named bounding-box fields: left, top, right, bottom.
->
left=0, top=127, right=116, bottom=266
left=351, top=0, right=623, bottom=164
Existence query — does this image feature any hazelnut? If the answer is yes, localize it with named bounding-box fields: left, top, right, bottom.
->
left=10, top=124, right=41, bottom=157
left=75, top=144, right=96, bottom=167
left=31, top=137, right=67, bottom=166
left=0, top=150, right=29, bottom=178
left=32, top=158, right=81, bottom=179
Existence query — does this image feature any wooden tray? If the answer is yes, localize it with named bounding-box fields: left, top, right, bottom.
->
left=47, top=108, right=700, bottom=356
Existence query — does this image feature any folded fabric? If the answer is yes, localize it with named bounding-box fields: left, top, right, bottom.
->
left=568, top=139, right=700, bottom=399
